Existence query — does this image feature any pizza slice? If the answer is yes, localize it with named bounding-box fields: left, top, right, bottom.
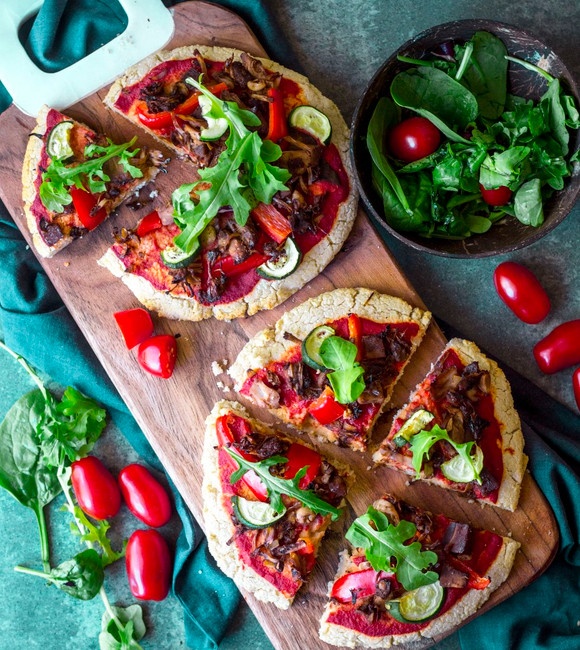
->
left=319, top=494, right=519, bottom=648
left=373, top=339, right=527, bottom=511
left=22, top=106, right=164, bottom=258
left=229, top=288, right=431, bottom=451
left=202, top=400, right=353, bottom=609
left=98, top=46, right=357, bottom=321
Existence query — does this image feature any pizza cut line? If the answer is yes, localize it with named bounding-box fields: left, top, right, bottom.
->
left=202, top=400, right=353, bottom=609
left=229, top=287, right=431, bottom=451
left=373, top=338, right=528, bottom=511
left=319, top=494, right=520, bottom=648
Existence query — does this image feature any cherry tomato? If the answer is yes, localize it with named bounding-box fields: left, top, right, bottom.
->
left=126, top=529, right=172, bottom=601
left=493, top=261, right=550, bottom=324
left=71, top=456, right=121, bottom=520
left=534, top=320, right=580, bottom=374
left=388, top=117, right=440, bottom=163
left=137, top=335, right=177, bottom=379
left=573, top=368, right=580, bottom=412
left=70, top=187, right=107, bottom=230
left=480, top=184, right=512, bottom=206
left=113, top=308, right=154, bottom=349
left=136, top=210, right=162, bottom=238
left=118, top=464, right=172, bottom=527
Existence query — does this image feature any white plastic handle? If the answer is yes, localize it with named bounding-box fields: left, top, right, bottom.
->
left=0, top=0, right=174, bottom=115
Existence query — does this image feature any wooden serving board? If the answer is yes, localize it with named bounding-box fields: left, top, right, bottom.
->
left=0, top=3, right=558, bottom=649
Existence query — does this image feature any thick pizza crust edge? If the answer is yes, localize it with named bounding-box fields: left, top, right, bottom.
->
left=373, top=338, right=528, bottom=512
left=228, top=287, right=431, bottom=444
left=101, top=45, right=358, bottom=321
left=318, top=536, right=520, bottom=648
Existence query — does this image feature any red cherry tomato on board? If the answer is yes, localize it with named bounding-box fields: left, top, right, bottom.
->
left=137, top=335, right=177, bottom=378
left=388, top=117, right=440, bottom=163
left=480, top=184, right=512, bottom=206
left=126, top=529, right=172, bottom=601
left=113, top=308, right=154, bottom=349
left=493, top=262, right=550, bottom=324
left=118, top=464, right=172, bottom=527
left=71, top=456, right=121, bottom=520
left=534, top=320, right=580, bottom=374
left=573, top=368, right=580, bottom=412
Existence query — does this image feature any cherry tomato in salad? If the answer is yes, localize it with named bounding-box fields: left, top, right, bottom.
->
left=533, top=320, right=580, bottom=374
left=113, top=308, right=154, bottom=349
left=71, top=456, right=121, bottom=520
left=479, top=184, right=512, bottom=206
left=118, top=464, right=172, bottom=527
left=573, top=368, right=580, bottom=412
left=126, top=529, right=172, bottom=601
left=137, top=335, right=177, bottom=379
left=493, top=261, right=550, bottom=324
left=388, top=117, right=440, bottom=163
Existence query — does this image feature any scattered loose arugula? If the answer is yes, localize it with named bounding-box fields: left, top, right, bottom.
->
left=39, top=137, right=143, bottom=213
left=408, top=424, right=484, bottom=483
left=346, top=505, right=438, bottom=591
left=172, top=78, right=291, bottom=255
left=318, top=336, right=365, bottom=404
left=371, top=31, right=580, bottom=239
left=226, top=448, right=342, bottom=520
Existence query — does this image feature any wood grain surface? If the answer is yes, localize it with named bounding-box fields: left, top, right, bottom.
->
left=0, top=2, right=558, bottom=649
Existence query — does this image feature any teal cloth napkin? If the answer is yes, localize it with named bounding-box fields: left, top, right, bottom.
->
left=1, top=2, right=579, bottom=649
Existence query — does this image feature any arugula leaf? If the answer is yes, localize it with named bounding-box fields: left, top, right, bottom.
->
left=99, top=605, right=146, bottom=650
left=318, top=336, right=365, bottom=404
left=69, top=505, right=126, bottom=567
left=226, top=449, right=342, bottom=520
left=408, top=424, right=484, bottom=483
left=346, top=506, right=438, bottom=591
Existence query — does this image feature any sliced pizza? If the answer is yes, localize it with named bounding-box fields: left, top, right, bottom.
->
left=373, top=339, right=527, bottom=511
left=22, top=105, right=164, bottom=258
left=319, top=494, right=519, bottom=648
left=98, top=46, right=357, bottom=321
left=202, top=400, right=353, bottom=609
left=229, top=288, right=431, bottom=451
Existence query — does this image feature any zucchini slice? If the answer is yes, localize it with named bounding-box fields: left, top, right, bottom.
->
left=440, top=445, right=484, bottom=483
left=47, top=121, right=75, bottom=161
left=388, top=582, right=445, bottom=623
left=257, top=237, right=302, bottom=280
left=393, top=409, right=435, bottom=447
left=289, top=105, right=332, bottom=144
left=199, top=95, right=228, bottom=141
left=160, top=241, right=200, bottom=269
left=231, top=496, right=286, bottom=529
left=302, top=325, right=335, bottom=371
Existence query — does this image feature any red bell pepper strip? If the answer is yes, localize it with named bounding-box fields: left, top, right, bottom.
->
left=70, top=187, right=107, bottom=231
left=251, top=202, right=292, bottom=244
left=447, top=556, right=491, bottom=590
left=212, top=251, right=270, bottom=278
left=308, top=387, right=345, bottom=425
left=348, top=313, right=363, bottom=362
left=266, top=87, right=288, bottom=142
left=283, top=443, right=322, bottom=489
left=331, top=569, right=395, bottom=604
left=136, top=82, right=228, bottom=131
left=113, top=308, right=154, bottom=350
left=136, top=210, right=162, bottom=237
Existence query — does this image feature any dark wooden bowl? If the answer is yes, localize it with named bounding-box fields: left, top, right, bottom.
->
left=351, top=19, right=580, bottom=258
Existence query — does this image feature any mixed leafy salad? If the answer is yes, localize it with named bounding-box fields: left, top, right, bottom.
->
left=368, top=31, right=580, bottom=239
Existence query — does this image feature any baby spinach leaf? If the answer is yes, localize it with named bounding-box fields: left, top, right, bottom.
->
left=390, top=67, right=478, bottom=142
left=346, top=506, right=439, bottom=591
left=319, top=336, right=365, bottom=404
left=99, top=605, right=146, bottom=650
left=479, top=146, right=531, bottom=189
left=514, top=178, right=544, bottom=226
left=541, top=79, right=569, bottom=156
left=562, top=94, right=580, bottom=128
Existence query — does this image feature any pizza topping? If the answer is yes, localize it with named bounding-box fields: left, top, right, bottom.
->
left=248, top=378, right=281, bottom=408
left=442, top=521, right=472, bottom=554
left=319, top=336, right=365, bottom=404
left=388, top=581, right=445, bottom=623
left=438, top=564, right=469, bottom=589
left=289, top=105, right=332, bottom=144
left=256, top=237, right=302, bottom=280
left=46, top=121, right=75, bottom=161
left=302, top=325, right=336, bottom=370
left=231, top=495, right=286, bottom=529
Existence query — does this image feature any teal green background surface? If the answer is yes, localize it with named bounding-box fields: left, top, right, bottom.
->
left=1, top=1, right=580, bottom=649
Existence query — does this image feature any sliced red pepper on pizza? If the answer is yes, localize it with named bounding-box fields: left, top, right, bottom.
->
left=229, top=288, right=431, bottom=451
left=22, top=105, right=164, bottom=258
left=373, top=339, right=528, bottom=511
left=319, top=494, right=519, bottom=647
left=98, top=46, right=357, bottom=321
left=202, top=400, right=353, bottom=609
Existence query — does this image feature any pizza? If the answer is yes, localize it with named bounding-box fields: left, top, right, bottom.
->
left=22, top=105, right=163, bottom=258
left=229, top=288, right=431, bottom=451
left=319, top=494, right=519, bottom=648
left=98, top=46, right=357, bottom=321
left=373, top=339, right=527, bottom=511
left=202, top=400, right=353, bottom=609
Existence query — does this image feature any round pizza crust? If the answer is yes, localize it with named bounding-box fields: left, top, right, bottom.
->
left=99, top=45, right=358, bottom=321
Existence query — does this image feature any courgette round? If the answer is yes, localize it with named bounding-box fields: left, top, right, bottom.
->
left=289, top=105, right=332, bottom=144
left=440, top=445, right=484, bottom=483
left=199, top=95, right=228, bottom=141
left=47, top=121, right=75, bottom=161
left=160, top=241, right=200, bottom=269
left=302, top=325, right=335, bottom=371
left=257, top=237, right=302, bottom=280
left=231, top=496, right=286, bottom=529
left=393, top=409, right=435, bottom=447
left=388, top=581, right=445, bottom=623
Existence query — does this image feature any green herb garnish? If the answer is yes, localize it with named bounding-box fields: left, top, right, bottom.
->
left=318, top=336, right=365, bottom=404
left=346, top=506, right=439, bottom=591
left=226, top=448, right=342, bottom=520
left=172, top=78, right=291, bottom=255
